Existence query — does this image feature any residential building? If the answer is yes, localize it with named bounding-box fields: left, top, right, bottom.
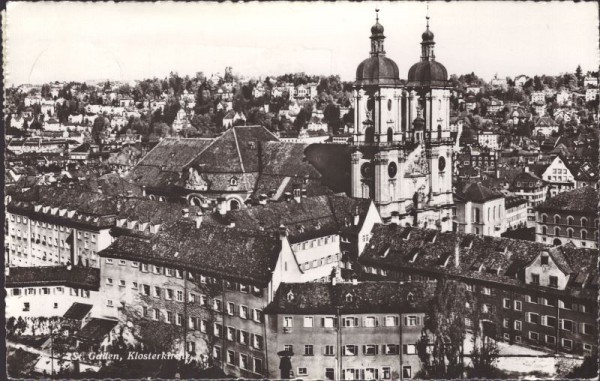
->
left=98, top=221, right=301, bottom=378
left=514, top=75, right=529, bottom=88
left=535, top=186, right=598, bottom=248
left=585, top=88, right=598, bottom=102
left=477, top=131, right=500, bottom=150
left=531, top=92, right=545, bottom=104
left=556, top=90, right=572, bottom=107
left=358, top=225, right=598, bottom=358
left=541, top=155, right=575, bottom=197
left=510, top=170, right=547, bottom=227
left=264, top=281, right=435, bottom=380
left=5, top=265, right=100, bottom=318
left=583, top=76, right=598, bottom=88
left=504, top=195, right=528, bottom=230
left=454, top=182, right=505, bottom=237
left=487, top=98, right=504, bottom=114
left=532, top=117, right=558, bottom=137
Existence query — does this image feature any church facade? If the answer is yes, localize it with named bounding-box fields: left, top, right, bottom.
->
left=350, top=14, right=454, bottom=231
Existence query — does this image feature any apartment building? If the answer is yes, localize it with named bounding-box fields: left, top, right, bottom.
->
left=357, top=225, right=598, bottom=357
left=510, top=170, right=548, bottom=227
left=264, top=281, right=435, bottom=380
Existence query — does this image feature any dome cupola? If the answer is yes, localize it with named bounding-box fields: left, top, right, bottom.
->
left=355, top=10, right=402, bottom=87
left=407, top=15, right=449, bottom=88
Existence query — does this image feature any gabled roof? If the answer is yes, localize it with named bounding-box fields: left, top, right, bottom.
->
left=63, top=303, right=93, bottom=320
left=457, top=182, right=503, bottom=203
left=265, top=281, right=435, bottom=314
left=99, top=222, right=283, bottom=285
left=75, top=318, right=118, bottom=343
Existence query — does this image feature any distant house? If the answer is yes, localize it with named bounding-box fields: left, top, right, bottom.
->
left=583, top=76, right=598, bottom=88
left=585, top=88, right=598, bottom=102
left=454, top=182, right=505, bottom=237
left=222, top=110, right=246, bottom=129
left=556, top=90, right=572, bottom=106
left=477, top=130, right=501, bottom=150
left=530, top=91, right=545, bottom=104
left=514, top=75, right=529, bottom=88
left=466, top=85, right=481, bottom=95
left=541, top=155, right=575, bottom=197
left=532, top=117, right=558, bottom=137
left=119, top=97, right=134, bottom=108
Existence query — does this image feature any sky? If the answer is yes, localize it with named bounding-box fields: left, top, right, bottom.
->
left=4, top=1, right=599, bottom=86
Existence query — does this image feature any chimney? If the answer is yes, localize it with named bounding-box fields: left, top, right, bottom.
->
left=524, top=166, right=529, bottom=173
left=194, top=211, right=203, bottom=229
left=293, top=187, right=301, bottom=203
left=278, top=224, right=288, bottom=241
left=331, top=277, right=337, bottom=286
left=97, top=185, right=103, bottom=194
left=142, top=186, right=146, bottom=197
left=301, top=188, right=307, bottom=198
left=259, top=194, right=268, bottom=205
left=353, top=206, right=360, bottom=226
left=182, top=208, right=190, bottom=218
left=352, top=278, right=358, bottom=286
left=455, top=238, right=460, bottom=268
left=217, top=197, right=228, bottom=215
left=390, top=211, right=400, bottom=225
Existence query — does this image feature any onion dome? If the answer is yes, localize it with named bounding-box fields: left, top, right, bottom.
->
left=407, top=16, right=449, bottom=88
left=355, top=11, right=402, bottom=87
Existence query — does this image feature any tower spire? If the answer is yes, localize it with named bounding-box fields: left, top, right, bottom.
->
left=376, top=8, right=379, bottom=23
left=369, top=8, right=385, bottom=57
left=420, top=4, right=435, bottom=61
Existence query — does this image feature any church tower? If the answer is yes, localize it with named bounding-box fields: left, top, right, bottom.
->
left=350, top=12, right=454, bottom=231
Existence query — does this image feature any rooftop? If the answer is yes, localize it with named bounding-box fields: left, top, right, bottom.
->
left=5, top=266, right=100, bottom=290
left=536, top=186, right=598, bottom=214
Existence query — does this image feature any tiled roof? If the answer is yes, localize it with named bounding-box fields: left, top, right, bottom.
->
left=202, top=195, right=372, bottom=243
left=99, top=222, right=283, bottom=285
left=536, top=186, right=598, bottom=214
left=5, top=266, right=100, bottom=290
left=457, top=182, right=503, bottom=203
left=265, top=281, right=436, bottom=314
left=63, top=303, right=93, bottom=320
left=135, top=138, right=214, bottom=172
left=359, top=224, right=597, bottom=299
left=75, top=318, right=118, bottom=343
left=505, top=195, right=527, bottom=209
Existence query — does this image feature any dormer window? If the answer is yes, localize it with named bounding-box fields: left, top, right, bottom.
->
left=229, top=177, right=238, bottom=186
left=346, top=293, right=353, bottom=302
left=407, top=292, right=414, bottom=303
left=287, top=291, right=294, bottom=301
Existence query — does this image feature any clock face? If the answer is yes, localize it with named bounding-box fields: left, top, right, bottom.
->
left=388, top=162, right=397, bottom=178
left=438, top=156, right=446, bottom=171
left=388, top=99, right=392, bottom=111
left=361, top=162, right=372, bottom=178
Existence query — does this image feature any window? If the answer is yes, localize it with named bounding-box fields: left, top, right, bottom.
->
left=253, top=309, right=263, bottom=323
left=176, top=313, right=183, bottom=326
left=284, top=345, right=293, bottom=353
left=226, top=302, right=235, bottom=316
left=384, top=316, right=399, bottom=326
left=213, top=323, right=222, bottom=338
left=199, top=294, right=207, bottom=306
left=583, top=344, right=592, bottom=356
left=403, top=366, right=412, bottom=379
left=142, top=306, right=148, bottom=318
left=239, top=305, right=249, bottom=319
left=503, top=318, right=509, bottom=329
left=546, top=335, right=556, bottom=345
left=239, top=330, right=249, bottom=346
left=304, top=345, right=314, bottom=356
left=226, top=350, right=235, bottom=365
left=166, top=289, right=173, bottom=300
left=528, top=313, right=539, bottom=324
left=529, top=331, right=539, bottom=342
left=503, top=298, right=511, bottom=309
left=119, top=280, right=126, bottom=288
left=252, top=334, right=263, bottom=350
left=364, top=316, right=377, bottom=327
left=549, top=276, right=558, bottom=288
left=106, top=258, right=113, bottom=264
left=481, top=287, right=491, bottom=295
left=213, top=299, right=222, bottom=311
left=531, top=273, right=539, bottom=284
left=283, top=317, right=293, bottom=328
left=227, top=327, right=235, bottom=341
left=514, top=320, right=522, bottom=331
left=304, top=316, right=313, bottom=328
left=363, top=344, right=378, bottom=355
left=23, top=302, right=30, bottom=311
left=153, top=308, right=160, bottom=321
left=540, top=255, right=549, bottom=265
left=106, top=278, right=113, bottom=285
left=581, top=323, right=594, bottom=335
left=466, top=284, right=473, bottom=292
left=131, top=261, right=139, bottom=267
left=166, top=311, right=173, bottom=324
left=176, top=290, right=183, bottom=302
left=405, top=316, right=418, bottom=326
left=384, top=344, right=399, bottom=355
left=119, top=260, right=126, bottom=266
left=141, top=263, right=148, bottom=272
left=213, top=346, right=221, bottom=360
left=344, top=345, right=358, bottom=356
left=153, top=286, right=161, bottom=298
left=298, top=368, right=308, bottom=376
left=555, top=216, right=561, bottom=225
left=465, top=318, right=473, bottom=328
left=324, top=345, right=335, bottom=356
left=561, top=319, right=574, bottom=332
left=403, top=344, right=417, bottom=355
left=514, top=300, right=522, bottom=311
left=325, top=368, right=335, bottom=380
left=562, top=338, right=573, bottom=350
left=343, top=317, right=359, bottom=327
left=322, top=316, right=336, bottom=328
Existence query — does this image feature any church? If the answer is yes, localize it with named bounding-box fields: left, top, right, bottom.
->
left=350, top=12, right=454, bottom=231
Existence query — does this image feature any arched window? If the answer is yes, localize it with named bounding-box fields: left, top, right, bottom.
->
left=567, top=229, right=573, bottom=238
left=229, top=177, right=238, bottom=186
left=365, top=127, right=374, bottom=143
left=149, top=195, right=156, bottom=201
left=487, top=208, right=490, bottom=222
left=437, top=124, right=442, bottom=140
left=387, top=128, right=393, bottom=143
left=553, top=238, right=562, bottom=246
left=554, top=215, right=561, bottom=224
left=581, top=230, right=587, bottom=240
left=567, top=216, right=574, bottom=226
left=542, top=214, right=547, bottom=223
left=581, top=218, right=587, bottom=227
left=542, top=226, right=547, bottom=235
left=554, top=227, right=560, bottom=236
left=230, top=199, right=240, bottom=210
left=474, top=208, right=480, bottom=223
left=493, top=206, right=497, bottom=221
left=158, top=196, right=166, bottom=202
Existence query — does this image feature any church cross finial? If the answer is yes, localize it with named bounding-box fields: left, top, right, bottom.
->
left=375, top=8, right=379, bottom=22
left=426, top=3, right=430, bottom=28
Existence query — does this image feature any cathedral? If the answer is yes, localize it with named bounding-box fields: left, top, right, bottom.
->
left=350, top=12, right=454, bottom=231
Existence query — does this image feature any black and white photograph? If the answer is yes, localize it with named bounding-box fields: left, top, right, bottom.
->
left=2, top=1, right=599, bottom=379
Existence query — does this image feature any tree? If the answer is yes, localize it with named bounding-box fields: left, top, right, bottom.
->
left=575, top=65, right=583, bottom=83
left=565, top=356, right=598, bottom=378
left=415, top=278, right=467, bottom=379
left=92, top=116, right=108, bottom=145
left=467, top=292, right=501, bottom=378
